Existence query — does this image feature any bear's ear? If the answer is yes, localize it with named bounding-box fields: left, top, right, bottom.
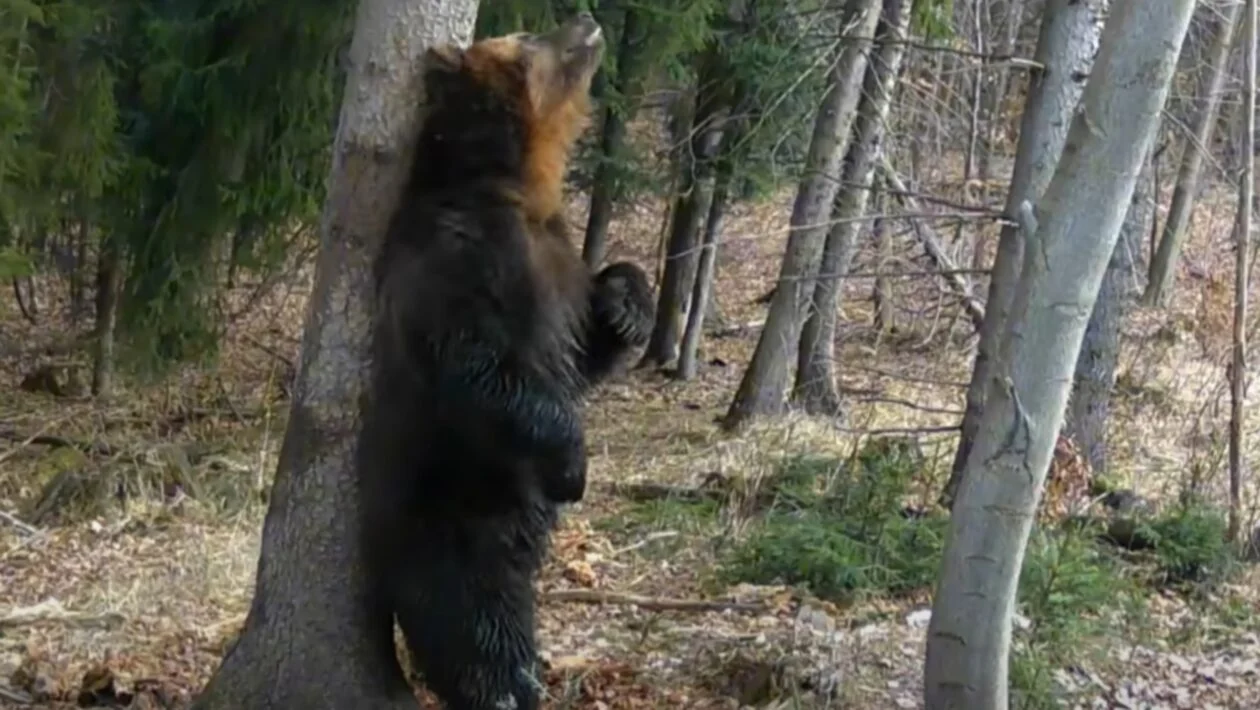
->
left=423, top=44, right=464, bottom=73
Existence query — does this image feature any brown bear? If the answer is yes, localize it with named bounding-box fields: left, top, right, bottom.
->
left=356, top=12, right=653, bottom=710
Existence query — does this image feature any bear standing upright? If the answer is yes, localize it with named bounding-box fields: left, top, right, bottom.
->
left=356, top=12, right=654, bottom=710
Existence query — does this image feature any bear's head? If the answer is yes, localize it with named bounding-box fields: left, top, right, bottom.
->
left=419, top=13, right=606, bottom=220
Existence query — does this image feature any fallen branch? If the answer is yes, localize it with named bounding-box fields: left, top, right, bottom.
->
left=834, top=425, right=960, bottom=436
left=0, top=429, right=113, bottom=458
left=0, top=510, right=41, bottom=537
left=0, top=685, right=33, bottom=705
left=543, top=589, right=767, bottom=614
left=0, top=599, right=125, bottom=629
left=597, top=481, right=723, bottom=504
left=879, top=157, right=988, bottom=329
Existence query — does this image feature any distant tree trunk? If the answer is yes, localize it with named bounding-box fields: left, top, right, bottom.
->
left=640, top=48, right=729, bottom=368
left=722, top=0, right=882, bottom=429
left=872, top=181, right=895, bottom=333
left=677, top=145, right=736, bottom=380
left=69, top=218, right=88, bottom=326
left=1144, top=0, right=1243, bottom=306
left=91, top=240, right=119, bottom=398
left=977, top=0, right=1027, bottom=182
left=1066, top=144, right=1153, bottom=474
left=924, top=0, right=1193, bottom=705
left=943, top=0, right=1101, bottom=507
left=582, top=7, right=643, bottom=267
left=793, top=0, right=912, bottom=415
left=1229, top=0, right=1255, bottom=543
left=189, top=2, right=479, bottom=708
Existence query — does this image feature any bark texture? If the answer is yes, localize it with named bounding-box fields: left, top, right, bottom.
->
left=1066, top=146, right=1152, bottom=474
left=924, top=0, right=1195, bottom=705
left=943, top=0, right=1102, bottom=506
left=190, top=2, right=479, bottom=708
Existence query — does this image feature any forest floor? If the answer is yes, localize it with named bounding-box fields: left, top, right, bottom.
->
left=3, top=161, right=1260, bottom=708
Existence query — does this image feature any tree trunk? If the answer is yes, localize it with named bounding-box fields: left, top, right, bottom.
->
left=942, top=0, right=1102, bottom=507
left=189, top=2, right=479, bottom=708
left=640, top=48, right=728, bottom=368
left=70, top=218, right=88, bottom=326
left=977, top=0, right=1027, bottom=182
left=1229, top=0, right=1255, bottom=543
left=677, top=149, right=735, bottom=380
left=582, top=7, right=643, bottom=268
left=1144, top=0, right=1243, bottom=306
left=1066, top=144, right=1153, bottom=475
left=871, top=180, right=894, bottom=333
left=793, top=0, right=912, bottom=415
left=924, top=0, right=1194, bottom=705
left=91, top=240, right=119, bottom=399
left=721, top=0, right=881, bottom=429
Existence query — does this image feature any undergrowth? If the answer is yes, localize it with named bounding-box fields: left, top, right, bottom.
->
left=606, top=437, right=1250, bottom=708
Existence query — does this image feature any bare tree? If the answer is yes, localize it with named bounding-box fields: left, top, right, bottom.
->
left=582, top=7, right=644, bottom=268
left=1145, top=0, right=1244, bottom=305
left=91, top=239, right=119, bottom=398
left=640, top=46, right=730, bottom=368
left=722, top=0, right=881, bottom=428
left=1229, top=0, right=1255, bottom=543
left=793, top=0, right=913, bottom=414
left=943, top=0, right=1103, bottom=506
left=924, top=0, right=1195, bottom=705
left=190, top=1, right=479, bottom=707
left=677, top=120, right=741, bottom=380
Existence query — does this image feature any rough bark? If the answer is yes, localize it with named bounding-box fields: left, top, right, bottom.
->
left=1066, top=145, right=1153, bottom=474
left=1229, top=0, right=1255, bottom=543
left=91, top=240, right=118, bottom=398
left=924, top=0, right=1194, bottom=705
left=190, top=2, right=479, bottom=708
left=793, top=0, right=912, bottom=415
left=722, top=0, right=881, bottom=429
left=677, top=149, right=735, bottom=380
left=943, top=0, right=1102, bottom=507
left=582, top=7, right=643, bottom=267
left=1144, top=0, right=1244, bottom=305
left=640, top=48, right=728, bottom=368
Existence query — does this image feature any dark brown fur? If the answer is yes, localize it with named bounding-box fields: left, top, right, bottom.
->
left=356, top=14, right=653, bottom=710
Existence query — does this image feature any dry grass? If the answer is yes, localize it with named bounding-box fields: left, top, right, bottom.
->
left=2, top=141, right=1260, bottom=708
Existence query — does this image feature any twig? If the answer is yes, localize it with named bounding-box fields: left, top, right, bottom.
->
left=242, top=334, right=296, bottom=372
left=0, top=510, right=41, bottom=537
left=834, top=425, right=960, bottom=435
left=854, top=396, right=965, bottom=416
left=0, top=429, right=113, bottom=460
left=0, top=685, right=33, bottom=705
left=598, top=481, right=720, bottom=504
left=848, top=364, right=970, bottom=388
left=0, top=599, right=125, bottom=629
left=610, top=530, right=679, bottom=557
left=543, top=589, right=767, bottom=614
left=842, top=267, right=991, bottom=279
left=879, top=157, right=989, bottom=329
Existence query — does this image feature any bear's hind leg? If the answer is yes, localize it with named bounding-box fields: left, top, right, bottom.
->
left=393, top=527, right=546, bottom=710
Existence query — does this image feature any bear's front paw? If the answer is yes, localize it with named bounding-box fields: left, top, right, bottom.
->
left=593, top=261, right=654, bottom=348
